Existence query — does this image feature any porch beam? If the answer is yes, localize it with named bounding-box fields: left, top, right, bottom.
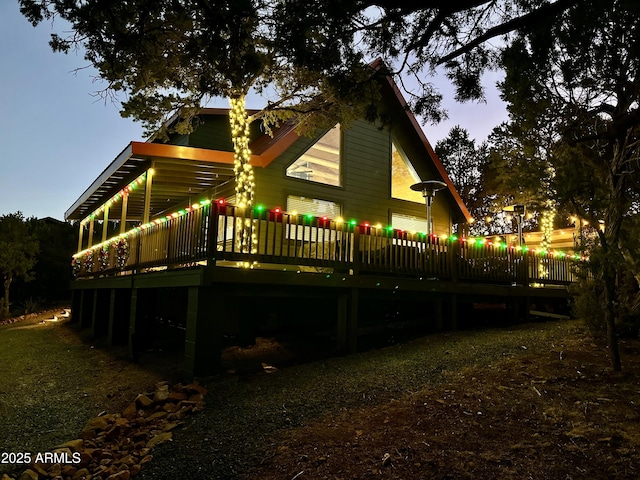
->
left=77, top=223, right=84, bottom=253
left=142, top=165, right=154, bottom=225
left=87, top=218, right=95, bottom=248
left=120, top=192, right=129, bottom=234
left=101, top=204, right=110, bottom=243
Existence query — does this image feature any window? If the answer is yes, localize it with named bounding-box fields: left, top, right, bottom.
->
left=392, top=212, right=428, bottom=234
left=391, top=141, right=424, bottom=203
left=286, top=125, right=341, bottom=186
left=286, top=195, right=341, bottom=218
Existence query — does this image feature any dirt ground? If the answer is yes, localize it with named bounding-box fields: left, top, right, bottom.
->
left=244, top=332, right=640, bottom=480
left=3, top=311, right=640, bottom=479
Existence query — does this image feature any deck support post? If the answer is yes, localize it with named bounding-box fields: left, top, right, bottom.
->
left=91, top=289, right=110, bottom=338
left=449, top=293, right=458, bottom=331
left=336, top=293, right=348, bottom=352
left=90, top=289, right=99, bottom=336
left=184, top=286, right=222, bottom=378
left=79, top=290, right=94, bottom=329
left=348, top=288, right=359, bottom=353
left=336, top=289, right=359, bottom=353
left=107, top=289, right=117, bottom=345
left=128, top=288, right=140, bottom=362
left=434, top=297, right=444, bottom=331
left=71, top=289, right=82, bottom=324
left=523, top=295, right=531, bottom=323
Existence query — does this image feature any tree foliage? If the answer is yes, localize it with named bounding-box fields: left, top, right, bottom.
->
left=0, top=212, right=39, bottom=318
left=434, top=126, right=494, bottom=235
left=19, top=0, right=580, bottom=132
left=496, top=0, right=640, bottom=369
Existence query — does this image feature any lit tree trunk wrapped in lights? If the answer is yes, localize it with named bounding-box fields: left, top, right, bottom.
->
left=229, top=95, right=256, bottom=253
left=229, top=95, right=255, bottom=209
left=539, top=164, right=557, bottom=278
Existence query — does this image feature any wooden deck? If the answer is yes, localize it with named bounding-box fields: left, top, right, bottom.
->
left=70, top=202, right=583, bottom=377
left=73, top=201, right=583, bottom=285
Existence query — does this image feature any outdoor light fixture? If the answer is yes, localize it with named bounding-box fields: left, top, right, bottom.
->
left=410, top=179, right=447, bottom=237
left=504, top=204, right=526, bottom=245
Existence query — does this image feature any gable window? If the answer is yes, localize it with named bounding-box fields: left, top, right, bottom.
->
left=286, top=124, right=341, bottom=187
left=391, top=212, right=428, bottom=234
left=391, top=141, right=424, bottom=203
left=286, top=195, right=341, bottom=218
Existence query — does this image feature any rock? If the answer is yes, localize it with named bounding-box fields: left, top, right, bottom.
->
left=188, top=393, right=204, bottom=402
left=163, top=422, right=180, bottom=432
left=106, top=470, right=130, bottom=480
left=17, top=470, right=38, bottom=480
left=145, top=411, right=168, bottom=422
left=49, top=463, right=62, bottom=477
left=122, top=403, right=138, bottom=420
left=81, top=416, right=110, bottom=438
left=153, top=384, right=169, bottom=402
left=167, top=391, right=188, bottom=402
left=118, top=455, right=135, bottom=467
left=135, top=395, right=154, bottom=408
left=31, top=463, right=48, bottom=476
left=61, top=465, right=77, bottom=476
left=71, top=467, right=91, bottom=480
left=56, top=439, right=84, bottom=451
left=146, top=432, right=172, bottom=449
left=105, top=424, right=122, bottom=440
left=184, top=382, right=207, bottom=396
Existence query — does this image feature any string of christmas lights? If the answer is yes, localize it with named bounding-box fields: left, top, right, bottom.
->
left=73, top=199, right=586, bottom=262
left=80, top=172, right=147, bottom=226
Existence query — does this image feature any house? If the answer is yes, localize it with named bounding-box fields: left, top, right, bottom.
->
left=66, top=72, right=578, bottom=377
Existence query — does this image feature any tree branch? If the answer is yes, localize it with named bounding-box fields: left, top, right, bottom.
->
left=436, top=0, right=580, bottom=65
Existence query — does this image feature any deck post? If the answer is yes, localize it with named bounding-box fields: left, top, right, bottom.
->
left=70, top=289, right=82, bottom=324
left=184, top=286, right=222, bottom=378
left=449, top=293, right=458, bottom=331
left=348, top=288, right=359, bottom=353
left=434, top=297, right=444, bottom=331
left=128, top=288, right=140, bottom=361
left=107, top=289, right=117, bottom=345
left=79, top=289, right=94, bottom=329
left=336, top=292, right=348, bottom=352
left=90, top=289, right=99, bottom=336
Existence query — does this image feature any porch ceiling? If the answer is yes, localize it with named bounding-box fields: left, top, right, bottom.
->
left=65, top=142, right=236, bottom=222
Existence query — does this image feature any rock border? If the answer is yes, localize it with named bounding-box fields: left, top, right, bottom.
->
left=3, top=382, right=206, bottom=480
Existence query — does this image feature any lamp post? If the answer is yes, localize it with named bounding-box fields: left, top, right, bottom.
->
left=503, top=204, right=526, bottom=245
left=410, top=180, right=447, bottom=237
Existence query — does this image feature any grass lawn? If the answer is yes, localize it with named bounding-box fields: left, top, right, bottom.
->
left=1, top=311, right=639, bottom=479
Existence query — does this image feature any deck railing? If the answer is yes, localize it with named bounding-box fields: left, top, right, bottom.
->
left=73, top=202, right=585, bottom=285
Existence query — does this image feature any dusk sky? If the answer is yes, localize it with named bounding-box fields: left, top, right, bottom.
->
left=1, top=1, right=508, bottom=221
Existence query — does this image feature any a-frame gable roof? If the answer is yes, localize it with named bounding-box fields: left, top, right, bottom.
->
left=66, top=68, right=472, bottom=224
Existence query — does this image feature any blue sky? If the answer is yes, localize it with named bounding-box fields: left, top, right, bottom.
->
left=1, top=1, right=508, bottom=221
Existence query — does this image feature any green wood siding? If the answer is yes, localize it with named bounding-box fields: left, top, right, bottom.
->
left=252, top=119, right=454, bottom=232
left=187, top=115, right=263, bottom=151
left=170, top=113, right=459, bottom=234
